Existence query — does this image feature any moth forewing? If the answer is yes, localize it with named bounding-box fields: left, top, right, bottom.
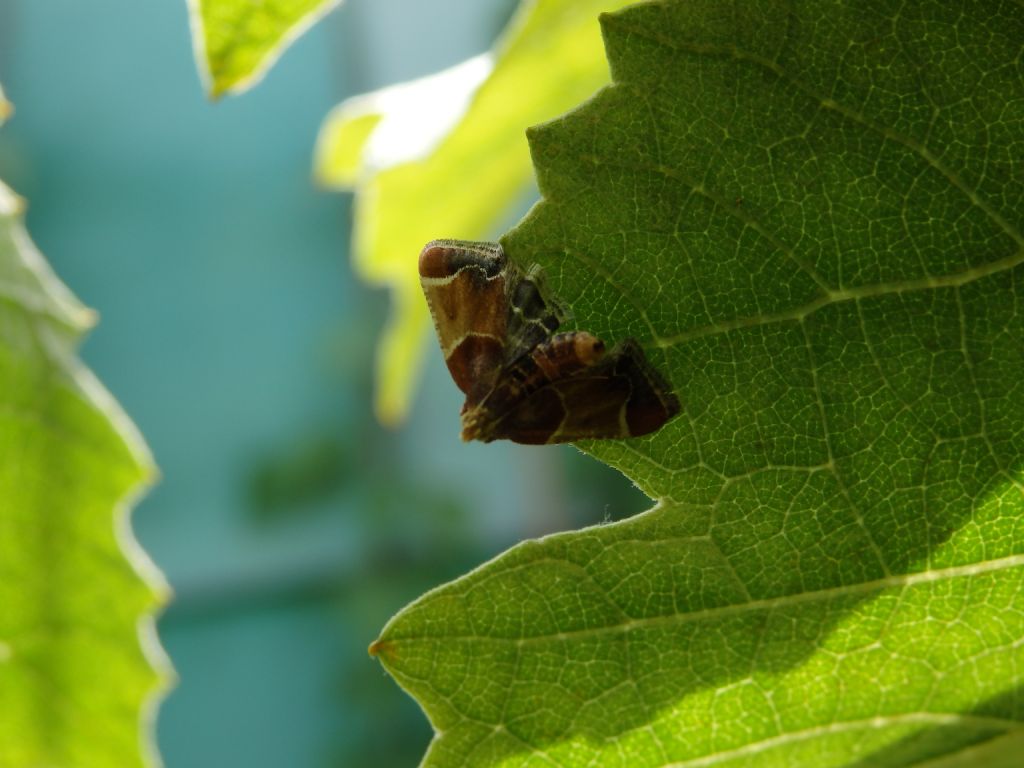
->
left=461, top=331, right=604, bottom=443
left=467, top=340, right=680, bottom=444
left=419, top=240, right=508, bottom=402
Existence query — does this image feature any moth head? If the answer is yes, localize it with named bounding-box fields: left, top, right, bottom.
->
left=419, top=239, right=504, bottom=280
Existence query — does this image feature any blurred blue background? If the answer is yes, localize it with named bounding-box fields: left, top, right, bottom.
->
left=0, top=1, right=647, bottom=765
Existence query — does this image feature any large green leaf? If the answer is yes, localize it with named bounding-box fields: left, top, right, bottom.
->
left=315, top=0, right=636, bottom=425
left=188, top=0, right=342, bottom=98
left=0, top=180, right=168, bottom=766
left=372, top=1, right=1024, bottom=765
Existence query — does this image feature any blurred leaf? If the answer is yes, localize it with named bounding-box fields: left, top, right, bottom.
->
left=373, top=1, right=1024, bottom=765
left=0, top=83, right=11, bottom=124
left=245, top=435, right=349, bottom=520
left=315, top=0, right=637, bottom=425
left=0, top=181, right=168, bottom=766
left=317, top=111, right=382, bottom=187
left=188, top=0, right=342, bottom=98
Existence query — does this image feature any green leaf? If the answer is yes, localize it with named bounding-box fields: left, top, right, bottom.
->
left=373, top=1, right=1024, bottom=765
left=315, top=0, right=637, bottom=425
left=189, top=0, right=342, bottom=98
left=0, top=181, right=168, bottom=766
left=0, top=84, right=11, bottom=125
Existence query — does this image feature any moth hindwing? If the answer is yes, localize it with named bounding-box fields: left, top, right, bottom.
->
left=418, top=240, right=681, bottom=444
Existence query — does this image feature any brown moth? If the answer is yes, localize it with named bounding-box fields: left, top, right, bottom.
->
left=419, top=239, right=680, bottom=444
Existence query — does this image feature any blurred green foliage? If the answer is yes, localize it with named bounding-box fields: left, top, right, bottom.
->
left=315, top=0, right=638, bottom=425
left=4, top=2, right=654, bottom=764
left=190, top=0, right=343, bottom=97
left=0, top=178, right=166, bottom=765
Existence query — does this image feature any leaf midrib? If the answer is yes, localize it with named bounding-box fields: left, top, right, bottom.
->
left=391, top=551, right=1024, bottom=645
left=558, top=243, right=1024, bottom=350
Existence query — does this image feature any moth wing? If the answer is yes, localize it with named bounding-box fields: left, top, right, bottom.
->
left=504, top=264, right=569, bottom=362
left=486, top=340, right=681, bottom=445
left=419, top=240, right=508, bottom=402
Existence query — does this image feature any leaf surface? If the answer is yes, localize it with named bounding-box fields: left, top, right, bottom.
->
left=0, top=180, right=167, bottom=766
left=189, top=0, right=342, bottom=98
left=315, top=0, right=637, bottom=424
left=374, top=1, right=1024, bottom=765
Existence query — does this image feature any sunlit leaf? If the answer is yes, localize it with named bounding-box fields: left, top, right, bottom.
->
left=188, top=0, right=342, bottom=98
left=0, top=84, right=11, bottom=124
left=375, top=1, right=1024, bottom=765
left=315, top=0, right=637, bottom=425
left=0, top=181, right=169, bottom=766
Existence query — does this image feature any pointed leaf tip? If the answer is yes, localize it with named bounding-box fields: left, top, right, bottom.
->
left=190, top=0, right=343, bottom=98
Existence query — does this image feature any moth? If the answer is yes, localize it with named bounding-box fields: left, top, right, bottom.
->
left=419, top=240, right=681, bottom=444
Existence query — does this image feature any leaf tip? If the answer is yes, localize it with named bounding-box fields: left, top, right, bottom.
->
left=0, top=182, right=24, bottom=216
left=313, top=107, right=382, bottom=188
left=368, top=637, right=398, bottom=660
left=205, top=85, right=227, bottom=103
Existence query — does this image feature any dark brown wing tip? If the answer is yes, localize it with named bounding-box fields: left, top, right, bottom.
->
left=419, top=239, right=506, bottom=279
left=418, top=241, right=451, bottom=279
left=618, top=338, right=682, bottom=431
